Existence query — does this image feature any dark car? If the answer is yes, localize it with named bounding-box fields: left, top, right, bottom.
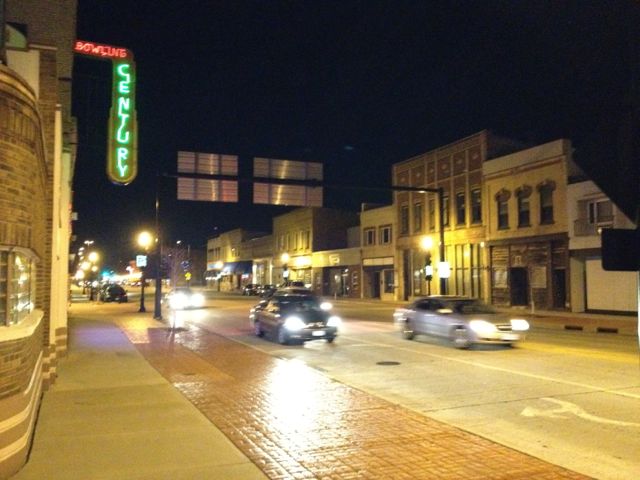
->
left=258, top=284, right=276, bottom=297
left=100, top=284, right=128, bottom=303
left=251, top=292, right=341, bottom=344
left=242, top=284, right=261, bottom=296
left=393, top=296, right=529, bottom=348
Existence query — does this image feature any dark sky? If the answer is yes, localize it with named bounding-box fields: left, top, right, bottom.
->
left=72, top=0, right=640, bottom=270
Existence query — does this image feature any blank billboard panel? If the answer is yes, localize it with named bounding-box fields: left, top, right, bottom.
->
left=177, top=178, right=238, bottom=202
left=178, top=151, right=238, bottom=176
left=253, top=183, right=322, bottom=207
left=254, top=158, right=323, bottom=180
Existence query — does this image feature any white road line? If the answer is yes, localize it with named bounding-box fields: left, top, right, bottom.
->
left=339, top=334, right=640, bottom=400
left=521, top=397, right=640, bottom=427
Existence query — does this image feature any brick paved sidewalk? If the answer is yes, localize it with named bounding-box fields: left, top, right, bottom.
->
left=122, top=320, right=591, bottom=480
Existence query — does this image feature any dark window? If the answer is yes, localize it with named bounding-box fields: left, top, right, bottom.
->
left=442, top=195, right=450, bottom=227
left=380, top=225, right=392, bottom=244
left=413, top=202, right=423, bottom=232
left=540, top=187, right=554, bottom=224
left=364, top=228, right=376, bottom=246
left=497, top=199, right=509, bottom=229
left=517, top=196, right=530, bottom=227
left=471, top=189, right=481, bottom=224
left=455, top=192, right=465, bottom=225
left=400, top=204, right=409, bottom=235
left=428, top=198, right=436, bottom=231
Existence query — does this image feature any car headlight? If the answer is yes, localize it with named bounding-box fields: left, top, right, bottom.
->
left=283, top=316, right=306, bottom=331
left=327, top=315, right=341, bottom=328
left=510, top=319, right=530, bottom=331
left=469, top=320, right=498, bottom=335
left=190, top=293, right=205, bottom=308
left=169, top=293, right=188, bottom=310
left=320, top=301, right=333, bottom=311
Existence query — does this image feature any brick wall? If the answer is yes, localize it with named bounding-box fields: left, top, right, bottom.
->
left=0, top=64, right=48, bottom=479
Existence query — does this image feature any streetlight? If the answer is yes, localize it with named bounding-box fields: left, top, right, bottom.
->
left=281, top=252, right=290, bottom=286
left=137, top=231, right=153, bottom=313
left=421, top=236, right=433, bottom=295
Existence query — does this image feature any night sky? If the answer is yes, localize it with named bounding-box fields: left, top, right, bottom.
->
left=72, top=1, right=640, bottom=270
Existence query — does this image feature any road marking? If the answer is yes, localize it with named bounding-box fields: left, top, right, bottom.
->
left=339, top=334, right=640, bottom=401
left=521, top=397, right=640, bottom=427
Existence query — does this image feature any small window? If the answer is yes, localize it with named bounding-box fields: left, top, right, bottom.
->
left=455, top=192, right=465, bottom=225
left=428, top=198, right=436, bottom=231
left=380, top=225, right=392, bottom=244
left=588, top=200, right=613, bottom=225
left=442, top=195, right=450, bottom=227
left=517, top=196, right=530, bottom=227
left=363, top=228, right=376, bottom=246
left=400, top=204, right=409, bottom=235
left=498, top=199, right=509, bottom=229
left=413, top=202, right=423, bottom=232
left=539, top=186, right=554, bottom=224
left=471, top=188, right=482, bottom=224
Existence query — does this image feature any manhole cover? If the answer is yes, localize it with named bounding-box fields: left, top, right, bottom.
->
left=376, top=361, right=401, bottom=366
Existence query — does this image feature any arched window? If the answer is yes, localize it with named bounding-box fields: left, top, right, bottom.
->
left=515, top=185, right=532, bottom=228
left=495, top=189, right=511, bottom=230
left=537, top=180, right=556, bottom=224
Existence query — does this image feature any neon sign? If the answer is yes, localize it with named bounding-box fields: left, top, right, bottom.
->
left=74, top=40, right=138, bottom=185
left=73, top=41, right=129, bottom=60
left=107, top=61, right=137, bottom=184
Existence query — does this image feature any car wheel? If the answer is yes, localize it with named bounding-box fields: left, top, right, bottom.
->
left=276, top=326, right=289, bottom=345
left=326, top=335, right=336, bottom=343
left=402, top=320, right=415, bottom=340
left=254, top=320, right=264, bottom=337
left=451, top=326, right=471, bottom=349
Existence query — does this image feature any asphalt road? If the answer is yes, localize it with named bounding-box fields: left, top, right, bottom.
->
left=172, top=293, right=640, bottom=480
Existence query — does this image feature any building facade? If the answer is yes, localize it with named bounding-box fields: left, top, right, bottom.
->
left=392, top=131, right=525, bottom=301
left=360, top=205, right=396, bottom=300
left=272, top=207, right=359, bottom=287
left=0, top=2, right=77, bottom=476
left=483, top=139, right=577, bottom=310
left=567, top=180, right=637, bottom=313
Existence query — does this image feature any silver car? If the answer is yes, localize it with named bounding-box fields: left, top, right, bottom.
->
left=393, top=296, right=529, bottom=348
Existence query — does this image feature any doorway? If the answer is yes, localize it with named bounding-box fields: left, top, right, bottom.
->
left=510, top=267, right=529, bottom=306
left=552, top=269, right=566, bottom=308
left=373, top=271, right=381, bottom=298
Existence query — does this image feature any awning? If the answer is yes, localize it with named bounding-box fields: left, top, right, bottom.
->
left=221, top=260, right=253, bottom=274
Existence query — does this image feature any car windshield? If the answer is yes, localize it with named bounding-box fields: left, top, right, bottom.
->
left=276, top=295, right=321, bottom=311
left=449, top=299, right=496, bottom=314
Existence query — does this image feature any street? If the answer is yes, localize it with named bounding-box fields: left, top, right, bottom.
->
left=164, top=291, right=640, bottom=480
left=81, top=286, right=640, bottom=479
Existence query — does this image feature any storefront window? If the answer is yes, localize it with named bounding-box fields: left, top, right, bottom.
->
left=0, top=249, right=36, bottom=326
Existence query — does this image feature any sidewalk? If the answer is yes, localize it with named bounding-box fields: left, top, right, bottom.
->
left=11, top=303, right=591, bottom=479
left=13, top=307, right=267, bottom=480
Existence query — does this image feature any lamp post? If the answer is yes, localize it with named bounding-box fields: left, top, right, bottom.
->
left=81, top=251, right=100, bottom=300
left=281, top=252, right=290, bottom=286
left=420, top=236, right=433, bottom=296
left=137, top=231, right=153, bottom=313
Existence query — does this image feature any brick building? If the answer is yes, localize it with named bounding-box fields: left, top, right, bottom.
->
left=0, top=2, right=77, bottom=476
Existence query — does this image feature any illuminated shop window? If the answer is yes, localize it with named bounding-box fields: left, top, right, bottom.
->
left=0, top=249, right=36, bottom=326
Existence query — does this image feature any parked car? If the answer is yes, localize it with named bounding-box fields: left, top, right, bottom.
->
left=393, top=296, right=529, bottom=348
left=251, top=291, right=340, bottom=344
left=99, top=284, right=128, bottom=303
left=258, top=284, right=276, bottom=297
left=242, top=284, right=261, bottom=296
left=163, top=287, right=205, bottom=310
